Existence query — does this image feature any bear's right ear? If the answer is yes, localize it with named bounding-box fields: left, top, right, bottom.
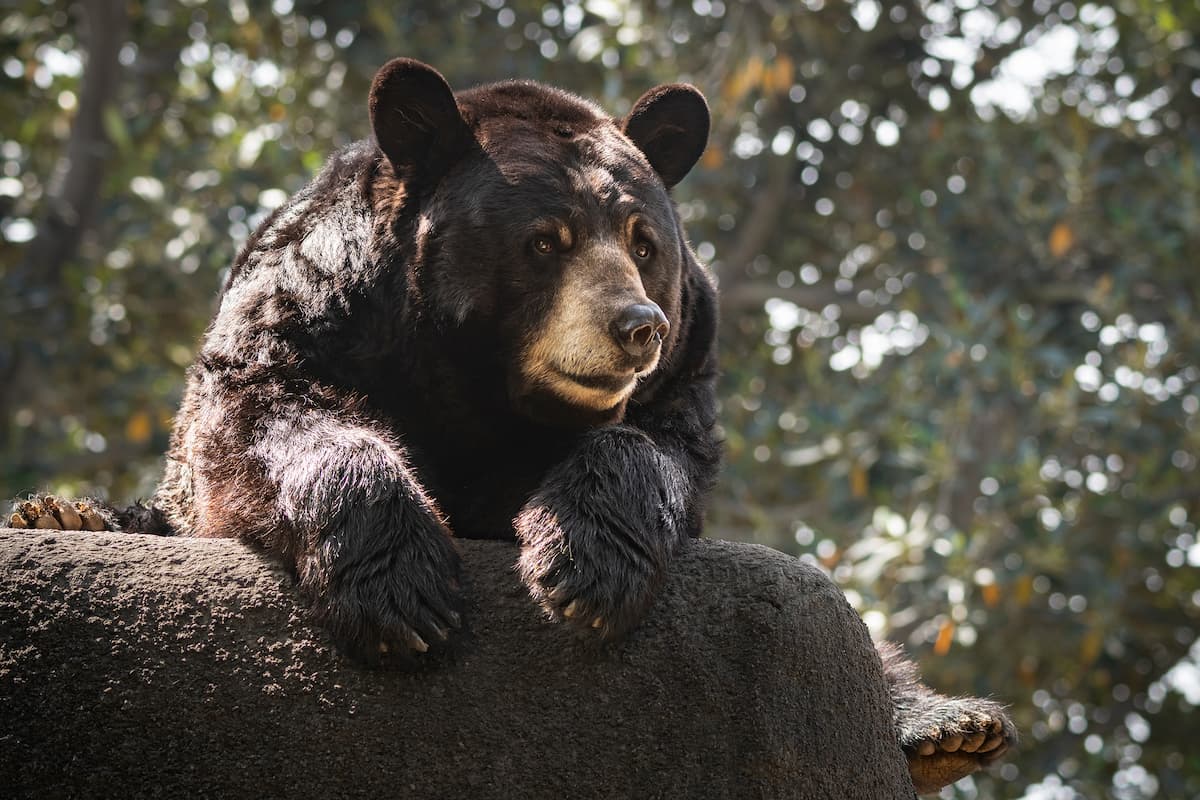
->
left=369, top=58, right=474, bottom=184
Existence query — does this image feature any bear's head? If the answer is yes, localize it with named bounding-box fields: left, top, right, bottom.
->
left=369, top=59, right=710, bottom=428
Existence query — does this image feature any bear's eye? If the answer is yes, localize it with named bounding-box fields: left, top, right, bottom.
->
left=633, top=241, right=654, bottom=261
left=532, top=236, right=556, bottom=255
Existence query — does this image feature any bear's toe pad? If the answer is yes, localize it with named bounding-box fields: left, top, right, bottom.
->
left=905, top=701, right=1016, bottom=794
left=9, top=496, right=109, bottom=531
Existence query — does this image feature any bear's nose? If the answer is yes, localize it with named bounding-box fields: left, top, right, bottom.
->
left=611, top=302, right=670, bottom=359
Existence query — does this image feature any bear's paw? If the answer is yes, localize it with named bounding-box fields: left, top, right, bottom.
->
left=8, top=495, right=109, bottom=531
left=903, top=697, right=1016, bottom=794
left=309, top=529, right=465, bottom=666
left=515, top=504, right=665, bottom=640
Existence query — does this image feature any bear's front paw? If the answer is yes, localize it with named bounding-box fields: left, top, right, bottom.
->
left=903, top=697, right=1017, bottom=794
left=9, top=495, right=109, bottom=531
left=309, top=532, right=465, bottom=666
left=515, top=503, right=668, bottom=640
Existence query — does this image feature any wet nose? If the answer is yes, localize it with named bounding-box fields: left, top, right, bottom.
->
left=611, top=302, right=670, bottom=359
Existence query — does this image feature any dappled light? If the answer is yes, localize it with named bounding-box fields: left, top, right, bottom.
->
left=1, top=1, right=1197, bottom=798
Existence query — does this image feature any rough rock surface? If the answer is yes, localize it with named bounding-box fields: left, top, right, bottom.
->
left=0, top=529, right=915, bottom=799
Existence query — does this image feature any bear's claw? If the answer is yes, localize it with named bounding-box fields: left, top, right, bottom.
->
left=523, top=559, right=656, bottom=641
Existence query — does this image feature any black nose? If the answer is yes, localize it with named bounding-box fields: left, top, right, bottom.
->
left=611, top=302, right=670, bottom=359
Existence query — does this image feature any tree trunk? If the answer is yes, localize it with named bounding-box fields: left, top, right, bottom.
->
left=0, top=530, right=915, bottom=799
left=0, top=0, right=127, bottom=447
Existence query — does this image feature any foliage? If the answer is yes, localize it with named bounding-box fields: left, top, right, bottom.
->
left=2, top=1, right=1197, bottom=797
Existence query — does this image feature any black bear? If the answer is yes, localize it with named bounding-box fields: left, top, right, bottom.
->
left=11, top=58, right=1013, bottom=791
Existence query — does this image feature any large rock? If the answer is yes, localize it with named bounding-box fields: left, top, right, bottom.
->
left=0, top=529, right=914, bottom=799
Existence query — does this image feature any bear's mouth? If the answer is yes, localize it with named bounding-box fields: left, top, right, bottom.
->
left=550, top=366, right=636, bottom=394
left=516, top=361, right=641, bottom=414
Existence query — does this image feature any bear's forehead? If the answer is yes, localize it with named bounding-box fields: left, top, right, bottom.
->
left=477, top=123, right=659, bottom=202
left=469, top=146, right=670, bottom=235
left=456, top=80, right=660, bottom=192
left=457, top=80, right=608, bottom=132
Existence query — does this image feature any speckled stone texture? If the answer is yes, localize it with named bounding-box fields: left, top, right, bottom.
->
left=0, top=529, right=915, bottom=799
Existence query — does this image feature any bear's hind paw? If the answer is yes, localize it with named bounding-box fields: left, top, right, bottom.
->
left=904, top=700, right=1016, bottom=794
left=8, top=495, right=109, bottom=531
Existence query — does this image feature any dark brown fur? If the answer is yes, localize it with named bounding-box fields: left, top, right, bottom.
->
left=140, top=61, right=721, bottom=661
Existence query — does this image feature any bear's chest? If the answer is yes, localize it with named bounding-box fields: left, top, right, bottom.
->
left=402, top=418, right=574, bottom=540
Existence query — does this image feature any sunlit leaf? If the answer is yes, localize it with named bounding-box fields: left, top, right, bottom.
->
left=1081, top=628, right=1103, bottom=665
left=124, top=411, right=152, bottom=444
left=701, top=146, right=724, bottom=170
left=1049, top=222, right=1074, bottom=258
left=850, top=464, right=868, bottom=498
left=934, top=619, right=955, bottom=655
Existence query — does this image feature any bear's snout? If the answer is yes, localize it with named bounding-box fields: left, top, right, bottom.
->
left=611, top=302, right=669, bottom=361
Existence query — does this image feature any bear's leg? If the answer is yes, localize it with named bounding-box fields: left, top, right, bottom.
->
left=877, top=641, right=1017, bottom=794
left=515, top=426, right=690, bottom=640
left=247, top=413, right=464, bottom=664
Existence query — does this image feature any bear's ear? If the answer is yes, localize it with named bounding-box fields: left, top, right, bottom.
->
left=622, top=84, right=710, bottom=189
left=369, top=58, right=474, bottom=184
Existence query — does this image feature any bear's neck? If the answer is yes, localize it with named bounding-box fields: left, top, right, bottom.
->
left=346, top=328, right=573, bottom=539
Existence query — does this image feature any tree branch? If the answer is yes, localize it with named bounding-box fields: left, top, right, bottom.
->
left=720, top=282, right=883, bottom=325
left=714, top=153, right=796, bottom=294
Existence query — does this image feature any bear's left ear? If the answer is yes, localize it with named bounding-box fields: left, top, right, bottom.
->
left=622, top=84, right=710, bottom=189
left=369, top=58, right=474, bottom=186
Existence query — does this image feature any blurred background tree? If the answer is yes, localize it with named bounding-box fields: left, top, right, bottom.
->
left=2, top=0, right=1197, bottom=797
